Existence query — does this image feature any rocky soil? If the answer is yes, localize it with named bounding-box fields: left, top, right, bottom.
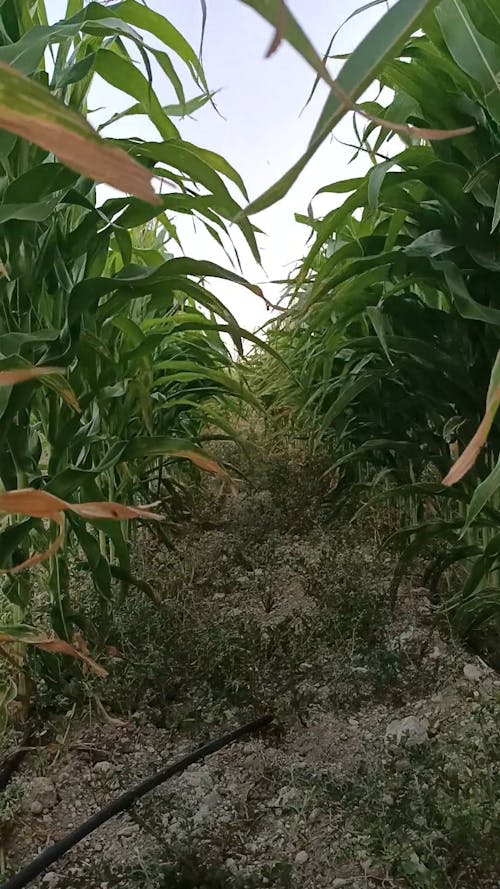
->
left=2, top=447, right=500, bottom=888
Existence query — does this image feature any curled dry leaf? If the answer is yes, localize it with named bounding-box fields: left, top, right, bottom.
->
left=0, top=367, right=62, bottom=386
left=174, top=449, right=234, bottom=485
left=0, top=629, right=107, bottom=678
left=0, top=488, right=67, bottom=517
left=0, top=488, right=164, bottom=574
left=32, top=638, right=107, bottom=679
left=70, top=501, right=164, bottom=522
left=443, top=393, right=500, bottom=486
left=0, top=366, right=81, bottom=413
left=43, top=377, right=81, bottom=413
left=5, top=513, right=65, bottom=575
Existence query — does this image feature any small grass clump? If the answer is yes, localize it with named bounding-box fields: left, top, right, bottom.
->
left=157, top=856, right=292, bottom=889
left=333, top=697, right=500, bottom=887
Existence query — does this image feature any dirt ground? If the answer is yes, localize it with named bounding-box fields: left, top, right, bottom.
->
left=2, top=446, right=500, bottom=889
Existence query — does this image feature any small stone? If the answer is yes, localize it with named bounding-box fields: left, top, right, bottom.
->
left=23, top=777, right=57, bottom=815
left=203, top=789, right=221, bottom=811
left=385, top=715, right=429, bottom=747
left=428, top=646, right=443, bottom=660
left=93, top=760, right=113, bottom=774
left=118, top=823, right=140, bottom=837
left=463, top=663, right=482, bottom=682
left=295, top=850, right=309, bottom=865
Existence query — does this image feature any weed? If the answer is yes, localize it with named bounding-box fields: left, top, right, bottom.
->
left=333, top=699, right=500, bottom=887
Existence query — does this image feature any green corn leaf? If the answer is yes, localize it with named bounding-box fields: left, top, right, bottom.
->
left=4, top=162, right=78, bottom=202
left=239, top=0, right=438, bottom=215
left=94, top=49, right=178, bottom=141
left=122, top=437, right=230, bottom=478
left=113, top=0, right=207, bottom=87
left=69, top=519, right=112, bottom=597
left=405, top=230, right=457, bottom=258
left=0, top=519, right=37, bottom=570
left=436, top=0, right=500, bottom=123
left=491, top=178, right=500, bottom=233
left=438, top=261, right=500, bottom=326
left=461, top=454, right=500, bottom=537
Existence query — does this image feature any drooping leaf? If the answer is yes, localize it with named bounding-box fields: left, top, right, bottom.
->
left=461, top=454, right=500, bottom=535
left=0, top=62, right=159, bottom=202
left=0, top=624, right=107, bottom=677
left=436, top=0, right=500, bottom=124
left=0, top=366, right=62, bottom=386
left=444, top=352, right=500, bottom=485
left=240, top=0, right=459, bottom=215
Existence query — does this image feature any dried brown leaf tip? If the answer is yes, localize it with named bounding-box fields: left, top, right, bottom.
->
left=0, top=367, right=63, bottom=386
left=0, top=489, right=164, bottom=573
left=0, top=627, right=107, bottom=678
left=0, top=62, right=160, bottom=204
left=443, top=394, right=500, bottom=486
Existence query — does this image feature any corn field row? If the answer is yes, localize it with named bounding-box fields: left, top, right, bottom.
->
left=252, top=0, right=500, bottom=653
left=1, top=0, right=500, bottom=727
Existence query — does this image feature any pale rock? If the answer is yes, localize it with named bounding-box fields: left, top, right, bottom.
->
left=463, top=662, right=482, bottom=682
left=399, top=627, right=416, bottom=645
left=23, top=776, right=57, bottom=815
left=93, top=760, right=113, bottom=774
left=295, top=850, right=309, bottom=865
left=385, top=715, right=429, bottom=747
left=428, top=646, right=443, bottom=660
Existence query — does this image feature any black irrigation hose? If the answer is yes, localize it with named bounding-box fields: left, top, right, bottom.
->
left=2, top=713, right=273, bottom=889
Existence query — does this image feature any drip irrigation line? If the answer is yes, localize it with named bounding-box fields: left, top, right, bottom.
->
left=2, top=713, right=273, bottom=889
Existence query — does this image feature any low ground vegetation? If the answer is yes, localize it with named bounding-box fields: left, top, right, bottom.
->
left=3, top=443, right=500, bottom=889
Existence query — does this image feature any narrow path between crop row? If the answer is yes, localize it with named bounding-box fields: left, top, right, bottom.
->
left=3, top=447, right=500, bottom=889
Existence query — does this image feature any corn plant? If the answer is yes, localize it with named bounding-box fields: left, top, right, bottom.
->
left=0, top=0, right=491, bottom=718
left=252, top=0, right=500, bottom=643
left=0, top=0, right=267, bottom=708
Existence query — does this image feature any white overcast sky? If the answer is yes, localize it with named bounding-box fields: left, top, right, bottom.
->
left=46, top=1, right=392, bottom=331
